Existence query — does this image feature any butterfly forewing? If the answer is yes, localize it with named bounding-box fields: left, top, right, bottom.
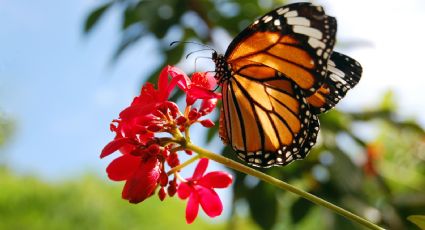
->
left=225, top=2, right=337, bottom=95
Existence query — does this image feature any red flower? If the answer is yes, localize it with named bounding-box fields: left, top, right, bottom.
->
left=178, top=72, right=221, bottom=106
left=101, top=65, right=225, bottom=210
left=177, top=158, right=233, bottom=224
left=102, top=143, right=170, bottom=203
left=120, top=65, right=188, bottom=120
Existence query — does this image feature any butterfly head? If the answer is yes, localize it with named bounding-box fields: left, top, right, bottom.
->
left=212, top=51, right=231, bottom=85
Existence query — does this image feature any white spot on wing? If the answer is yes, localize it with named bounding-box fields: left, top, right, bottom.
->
left=262, top=15, right=273, bottom=23
left=330, top=74, right=348, bottom=85
left=277, top=7, right=289, bottom=15
left=284, top=11, right=298, bottom=18
left=287, top=17, right=310, bottom=26
left=293, top=26, right=323, bottom=39
left=308, top=37, right=326, bottom=49
left=328, top=65, right=346, bottom=78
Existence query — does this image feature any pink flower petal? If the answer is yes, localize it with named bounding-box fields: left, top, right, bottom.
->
left=205, top=72, right=217, bottom=90
left=177, top=182, right=192, bottom=199
left=193, top=158, right=209, bottom=180
left=119, top=103, right=157, bottom=120
left=199, top=171, right=233, bottom=188
left=106, top=154, right=140, bottom=181
left=100, top=137, right=133, bottom=158
left=195, top=185, right=223, bottom=218
left=199, top=98, right=218, bottom=115
left=168, top=66, right=191, bottom=93
left=189, top=85, right=220, bottom=100
left=122, top=157, right=161, bottom=203
left=186, top=192, right=200, bottom=224
left=158, top=66, right=171, bottom=97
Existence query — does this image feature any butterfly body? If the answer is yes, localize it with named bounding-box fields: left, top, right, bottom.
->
left=213, top=3, right=362, bottom=167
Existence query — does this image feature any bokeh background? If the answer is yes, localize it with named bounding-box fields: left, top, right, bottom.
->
left=1, top=0, right=424, bottom=229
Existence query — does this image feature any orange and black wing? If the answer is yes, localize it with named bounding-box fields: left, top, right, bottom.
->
left=219, top=63, right=320, bottom=167
left=307, top=52, right=363, bottom=113
left=225, top=2, right=337, bottom=95
left=217, top=3, right=338, bottom=166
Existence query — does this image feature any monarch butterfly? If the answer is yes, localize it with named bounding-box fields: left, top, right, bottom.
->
left=213, top=2, right=362, bottom=167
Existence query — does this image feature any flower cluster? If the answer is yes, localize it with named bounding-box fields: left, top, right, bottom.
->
left=101, top=66, right=232, bottom=223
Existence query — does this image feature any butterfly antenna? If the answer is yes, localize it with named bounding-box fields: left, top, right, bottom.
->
left=170, top=41, right=216, bottom=52
left=185, top=48, right=214, bottom=59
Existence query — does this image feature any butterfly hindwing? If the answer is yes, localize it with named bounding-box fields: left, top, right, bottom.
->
left=307, top=51, right=363, bottom=113
left=220, top=64, right=318, bottom=167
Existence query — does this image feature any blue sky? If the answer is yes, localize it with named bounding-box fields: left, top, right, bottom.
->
left=0, top=0, right=162, bottom=178
left=1, top=0, right=424, bottom=181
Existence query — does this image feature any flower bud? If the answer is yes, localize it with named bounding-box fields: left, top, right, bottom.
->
left=188, top=109, right=199, bottom=121
left=159, top=172, right=169, bottom=187
left=184, top=150, right=193, bottom=155
left=167, top=152, right=180, bottom=167
left=167, top=180, right=177, bottom=197
left=158, top=187, right=166, bottom=201
left=200, top=119, right=215, bottom=128
left=176, top=116, right=187, bottom=126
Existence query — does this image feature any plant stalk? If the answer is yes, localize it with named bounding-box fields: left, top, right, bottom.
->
left=186, top=142, right=385, bottom=230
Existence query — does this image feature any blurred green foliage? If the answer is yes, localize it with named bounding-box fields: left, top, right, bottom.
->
left=408, top=215, right=425, bottom=229
left=0, top=168, right=228, bottom=230
left=84, top=1, right=425, bottom=229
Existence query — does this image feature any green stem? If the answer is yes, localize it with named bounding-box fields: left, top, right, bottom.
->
left=186, top=142, right=385, bottom=230
left=167, top=155, right=201, bottom=176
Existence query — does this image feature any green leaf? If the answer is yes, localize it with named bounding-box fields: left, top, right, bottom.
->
left=84, top=2, right=113, bottom=33
left=408, top=215, right=425, bottom=229
left=247, top=183, right=278, bottom=230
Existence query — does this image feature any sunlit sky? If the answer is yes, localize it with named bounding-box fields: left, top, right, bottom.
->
left=1, top=0, right=424, bottom=182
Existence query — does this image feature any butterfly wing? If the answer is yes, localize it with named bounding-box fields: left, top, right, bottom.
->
left=217, top=3, right=337, bottom=166
left=225, top=2, right=337, bottom=95
left=307, top=52, right=363, bottom=113
left=218, top=3, right=362, bottom=167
